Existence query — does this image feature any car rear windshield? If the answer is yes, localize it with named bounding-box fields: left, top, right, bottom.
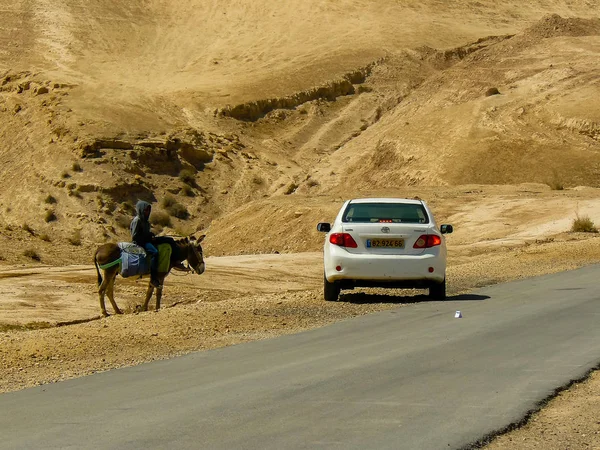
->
left=342, top=202, right=429, bottom=224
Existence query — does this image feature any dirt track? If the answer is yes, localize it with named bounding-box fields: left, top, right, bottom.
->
left=0, top=253, right=323, bottom=325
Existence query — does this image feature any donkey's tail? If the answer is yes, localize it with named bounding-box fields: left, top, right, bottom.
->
left=94, top=250, right=102, bottom=287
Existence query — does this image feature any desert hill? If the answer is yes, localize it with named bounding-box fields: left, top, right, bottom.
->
left=3, top=5, right=600, bottom=447
left=0, top=1, right=599, bottom=262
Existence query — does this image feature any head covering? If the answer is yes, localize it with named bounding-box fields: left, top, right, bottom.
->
left=135, top=200, right=151, bottom=219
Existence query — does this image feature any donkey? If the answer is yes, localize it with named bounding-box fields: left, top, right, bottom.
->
left=93, top=235, right=205, bottom=316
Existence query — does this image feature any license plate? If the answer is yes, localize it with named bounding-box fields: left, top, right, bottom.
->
left=368, top=238, right=405, bottom=248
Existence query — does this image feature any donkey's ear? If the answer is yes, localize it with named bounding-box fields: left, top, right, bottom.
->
left=197, top=234, right=206, bottom=243
left=184, top=237, right=189, bottom=243
left=189, top=235, right=196, bottom=241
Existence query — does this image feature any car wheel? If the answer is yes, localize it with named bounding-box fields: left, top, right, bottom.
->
left=324, top=275, right=341, bottom=301
left=429, top=278, right=446, bottom=300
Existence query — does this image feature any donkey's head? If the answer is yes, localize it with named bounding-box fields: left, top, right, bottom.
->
left=183, top=235, right=205, bottom=275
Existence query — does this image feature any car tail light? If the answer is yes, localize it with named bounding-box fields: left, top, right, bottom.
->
left=413, top=234, right=442, bottom=249
left=330, top=233, right=358, bottom=248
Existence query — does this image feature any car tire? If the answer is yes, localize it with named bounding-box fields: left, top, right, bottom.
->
left=324, top=275, right=341, bottom=301
left=429, top=278, right=446, bottom=300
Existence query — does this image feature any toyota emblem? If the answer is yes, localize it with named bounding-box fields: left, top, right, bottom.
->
left=381, top=227, right=390, bottom=233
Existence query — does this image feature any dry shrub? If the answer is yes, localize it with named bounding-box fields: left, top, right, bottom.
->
left=39, top=233, right=51, bottom=242
left=22, top=223, right=34, bottom=235
left=161, top=195, right=188, bottom=219
left=547, top=180, right=564, bottom=190
left=44, top=194, right=57, bottom=204
left=181, top=185, right=195, bottom=197
left=161, top=194, right=177, bottom=209
left=23, top=248, right=41, bottom=261
left=179, top=169, right=196, bottom=186
left=68, top=230, right=82, bottom=246
left=546, top=170, right=564, bottom=190
left=571, top=215, right=598, bottom=233
left=151, top=211, right=172, bottom=227
left=168, top=203, right=189, bottom=219
left=44, top=210, right=57, bottom=223
left=72, top=162, right=83, bottom=172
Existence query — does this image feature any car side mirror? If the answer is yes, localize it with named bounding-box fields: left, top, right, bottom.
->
left=440, top=224, right=453, bottom=234
left=317, top=223, right=331, bottom=233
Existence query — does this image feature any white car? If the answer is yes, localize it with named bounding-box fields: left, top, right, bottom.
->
left=317, top=198, right=453, bottom=301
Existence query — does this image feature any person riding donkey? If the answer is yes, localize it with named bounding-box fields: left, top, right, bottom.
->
left=130, top=200, right=160, bottom=287
left=130, top=200, right=187, bottom=288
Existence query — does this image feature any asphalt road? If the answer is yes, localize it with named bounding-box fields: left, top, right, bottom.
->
left=2, top=266, right=600, bottom=450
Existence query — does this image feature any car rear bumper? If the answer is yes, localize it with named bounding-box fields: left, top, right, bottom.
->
left=324, top=247, right=446, bottom=285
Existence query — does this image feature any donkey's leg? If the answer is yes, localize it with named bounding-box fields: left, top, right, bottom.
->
left=142, top=283, right=155, bottom=312
left=155, top=274, right=166, bottom=311
left=106, top=270, right=122, bottom=315
left=98, top=270, right=110, bottom=317
left=155, top=287, right=163, bottom=311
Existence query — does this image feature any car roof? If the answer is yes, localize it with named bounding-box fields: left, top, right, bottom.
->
left=348, top=198, right=425, bottom=205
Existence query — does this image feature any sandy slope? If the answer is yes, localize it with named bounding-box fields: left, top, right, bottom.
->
left=6, top=1, right=592, bottom=100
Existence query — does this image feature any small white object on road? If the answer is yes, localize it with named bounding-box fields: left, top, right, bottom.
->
left=455, top=311, right=462, bottom=318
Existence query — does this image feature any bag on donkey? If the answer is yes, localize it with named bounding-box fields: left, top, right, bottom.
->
left=118, top=243, right=172, bottom=278
left=118, top=243, right=149, bottom=278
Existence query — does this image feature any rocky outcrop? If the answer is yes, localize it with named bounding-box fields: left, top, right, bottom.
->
left=77, top=129, right=247, bottom=172
left=420, top=35, right=513, bottom=69
left=218, top=63, right=377, bottom=122
left=555, top=116, right=600, bottom=141
left=78, top=139, right=133, bottom=158
left=100, top=182, right=155, bottom=204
